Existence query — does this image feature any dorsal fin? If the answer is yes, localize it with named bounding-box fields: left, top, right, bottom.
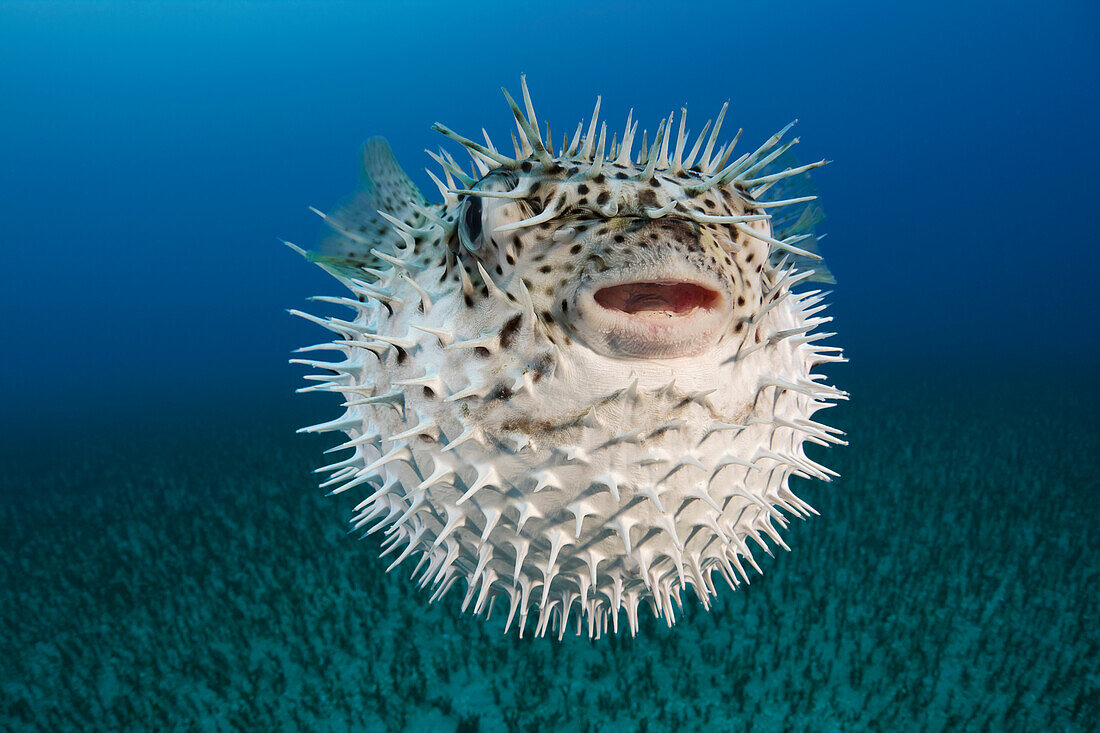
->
left=313, top=137, right=426, bottom=271
left=756, top=149, right=834, bottom=284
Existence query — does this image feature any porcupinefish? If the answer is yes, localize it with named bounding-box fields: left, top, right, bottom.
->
left=289, top=77, right=846, bottom=639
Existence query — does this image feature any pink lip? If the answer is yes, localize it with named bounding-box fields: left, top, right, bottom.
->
left=593, top=280, right=720, bottom=317
left=573, top=278, right=730, bottom=359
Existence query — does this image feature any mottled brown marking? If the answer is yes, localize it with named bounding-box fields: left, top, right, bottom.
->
left=499, top=313, right=522, bottom=349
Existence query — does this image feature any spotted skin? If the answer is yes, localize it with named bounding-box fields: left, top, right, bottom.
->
left=293, top=79, right=844, bottom=639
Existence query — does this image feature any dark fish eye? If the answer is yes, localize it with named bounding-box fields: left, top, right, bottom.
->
left=463, top=196, right=483, bottom=241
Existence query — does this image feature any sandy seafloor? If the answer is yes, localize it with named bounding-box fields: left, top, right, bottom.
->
left=1, top=371, right=1097, bottom=732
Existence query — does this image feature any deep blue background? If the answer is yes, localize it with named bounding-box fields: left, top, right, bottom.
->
left=2, top=0, right=1098, bottom=432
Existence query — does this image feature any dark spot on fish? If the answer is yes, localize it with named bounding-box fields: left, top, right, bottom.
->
left=536, top=352, right=554, bottom=372
left=502, top=416, right=562, bottom=434
left=597, top=192, right=610, bottom=205
left=648, top=424, right=675, bottom=439
left=500, top=314, right=522, bottom=349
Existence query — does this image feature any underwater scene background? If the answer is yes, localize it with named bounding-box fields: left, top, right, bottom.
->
left=1, top=1, right=1097, bottom=730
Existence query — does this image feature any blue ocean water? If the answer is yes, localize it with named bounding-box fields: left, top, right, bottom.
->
left=1, top=1, right=1097, bottom=730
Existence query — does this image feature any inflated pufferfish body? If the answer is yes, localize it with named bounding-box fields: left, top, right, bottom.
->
left=291, top=78, right=846, bottom=639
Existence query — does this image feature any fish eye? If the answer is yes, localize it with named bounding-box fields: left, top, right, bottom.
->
left=463, top=196, right=483, bottom=241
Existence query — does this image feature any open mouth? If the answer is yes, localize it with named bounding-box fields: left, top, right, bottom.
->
left=573, top=278, right=730, bottom=359
left=594, top=281, right=720, bottom=318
